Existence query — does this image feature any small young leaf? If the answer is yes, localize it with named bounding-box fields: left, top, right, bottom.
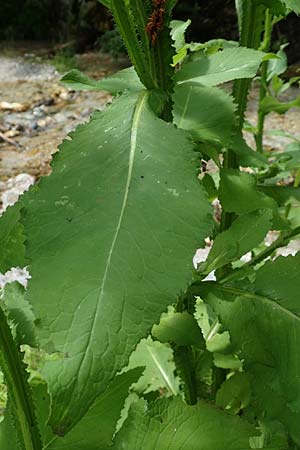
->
left=194, top=298, right=231, bottom=353
left=170, top=19, right=191, bottom=52
left=267, top=44, right=288, bottom=82
left=260, top=95, right=300, bottom=115
left=152, top=308, right=203, bottom=346
left=230, top=133, right=268, bottom=167
left=3, top=283, right=36, bottom=347
left=201, top=209, right=272, bottom=274
left=216, top=372, right=252, bottom=414
left=219, top=169, right=285, bottom=229
left=125, top=336, right=180, bottom=396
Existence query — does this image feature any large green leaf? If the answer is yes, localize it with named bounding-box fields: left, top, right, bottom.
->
left=200, top=253, right=300, bottom=446
left=0, top=205, right=25, bottom=273
left=175, top=47, right=265, bottom=87
left=21, top=91, right=212, bottom=432
left=173, top=84, right=236, bottom=146
left=45, top=369, right=142, bottom=450
left=61, top=67, right=143, bottom=94
left=113, top=396, right=258, bottom=450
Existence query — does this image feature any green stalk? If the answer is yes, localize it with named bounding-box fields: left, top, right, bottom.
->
left=0, top=305, right=42, bottom=450
left=220, top=1, right=265, bottom=236
left=173, top=346, right=197, bottom=405
left=129, top=0, right=157, bottom=86
left=111, top=0, right=155, bottom=89
left=255, top=9, right=273, bottom=153
left=110, top=0, right=175, bottom=121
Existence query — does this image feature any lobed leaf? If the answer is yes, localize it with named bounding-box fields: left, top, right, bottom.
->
left=125, top=336, right=180, bottom=396
left=2, top=283, right=36, bottom=347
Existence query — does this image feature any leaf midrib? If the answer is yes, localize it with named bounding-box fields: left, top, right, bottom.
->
left=67, top=91, right=149, bottom=411
left=81, top=90, right=148, bottom=356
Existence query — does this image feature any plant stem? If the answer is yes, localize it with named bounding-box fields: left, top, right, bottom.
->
left=255, top=9, right=273, bottom=153
left=220, top=225, right=300, bottom=284
left=111, top=0, right=155, bottom=89
left=110, top=0, right=174, bottom=121
left=0, top=305, right=42, bottom=450
left=219, top=1, right=265, bottom=236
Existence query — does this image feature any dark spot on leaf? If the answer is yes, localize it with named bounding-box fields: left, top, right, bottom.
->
left=141, top=175, right=144, bottom=179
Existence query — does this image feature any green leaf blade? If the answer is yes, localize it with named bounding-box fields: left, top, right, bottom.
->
left=173, top=84, right=236, bottom=146
left=21, top=91, right=212, bottom=432
left=113, top=396, right=258, bottom=450
left=175, top=47, right=265, bottom=87
left=61, top=67, right=144, bottom=94
left=0, top=205, right=25, bottom=273
left=46, top=369, right=142, bottom=450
